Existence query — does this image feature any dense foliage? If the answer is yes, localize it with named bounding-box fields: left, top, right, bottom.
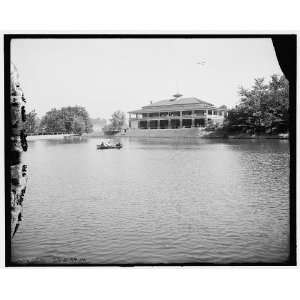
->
left=225, top=75, right=289, bottom=134
left=104, top=110, right=126, bottom=131
left=25, top=106, right=93, bottom=135
left=24, top=110, right=40, bottom=134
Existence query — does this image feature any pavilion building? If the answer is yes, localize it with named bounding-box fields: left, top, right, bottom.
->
left=128, top=93, right=227, bottom=130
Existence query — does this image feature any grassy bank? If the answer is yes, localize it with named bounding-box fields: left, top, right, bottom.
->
left=204, top=128, right=289, bottom=139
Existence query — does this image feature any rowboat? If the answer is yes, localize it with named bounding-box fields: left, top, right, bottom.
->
left=97, top=141, right=122, bottom=150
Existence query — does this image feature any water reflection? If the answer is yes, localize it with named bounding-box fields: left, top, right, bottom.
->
left=12, top=137, right=290, bottom=264
left=48, top=138, right=88, bottom=146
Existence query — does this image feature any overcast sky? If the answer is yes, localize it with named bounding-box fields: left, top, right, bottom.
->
left=11, top=38, right=282, bottom=119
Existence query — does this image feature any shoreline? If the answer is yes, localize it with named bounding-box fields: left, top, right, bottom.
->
left=118, top=128, right=289, bottom=140
left=26, top=132, right=289, bottom=141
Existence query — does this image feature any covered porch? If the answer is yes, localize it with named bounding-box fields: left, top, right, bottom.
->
left=134, top=118, right=207, bottom=129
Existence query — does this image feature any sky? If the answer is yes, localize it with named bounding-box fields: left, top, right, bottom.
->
left=11, top=38, right=283, bottom=120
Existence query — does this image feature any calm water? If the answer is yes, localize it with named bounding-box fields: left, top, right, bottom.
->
left=11, top=137, right=290, bottom=264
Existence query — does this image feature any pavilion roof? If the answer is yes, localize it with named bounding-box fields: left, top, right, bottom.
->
left=128, top=96, right=227, bottom=114
left=143, top=97, right=214, bottom=108
left=128, top=108, right=156, bottom=114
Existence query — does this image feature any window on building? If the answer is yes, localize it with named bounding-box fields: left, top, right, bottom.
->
left=160, top=120, right=168, bottom=129
left=182, top=119, right=192, bottom=128
left=182, top=111, right=192, bottom=116
left=149, top=112, right=159, bottom=118
left=194, top=110, right=205, bottom=116
left=169, top=111, right=180, bottom=117
left=207, top=110, right=212, bottom=115
left=149, top=120, right=158, bottom=129
left=139, top=121, right=148, bottom=129
left=213, top=111, right=217, bottom=115
left=170, top=119, right=180, bottom=128
left=195, top=118, right=205, bottom=127
left=159, top=112, right=169, bottom=117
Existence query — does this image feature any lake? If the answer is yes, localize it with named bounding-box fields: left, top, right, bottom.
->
left=11, top=137, right=290, bottom=264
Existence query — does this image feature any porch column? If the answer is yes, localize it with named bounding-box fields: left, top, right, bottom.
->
left=157, top=113, right=160, bottom=129
left=168, top=118, right=171, bottom=129
left=192, top=118, right=195, bottom=127
left=179, top=111, right=183, bottom=128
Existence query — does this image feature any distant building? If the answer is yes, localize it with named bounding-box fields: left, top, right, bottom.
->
left=128, top=94, right=227, bottom=130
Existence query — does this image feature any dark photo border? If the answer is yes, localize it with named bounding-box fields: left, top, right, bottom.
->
left=4, top=34, right=297, bottom=266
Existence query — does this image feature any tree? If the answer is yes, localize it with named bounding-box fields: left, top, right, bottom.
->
left=267, top=74, right=289, bottom=132
left=24, top=110, right=40, bottom=134
left=39, top=106, right=93, bottom=134
left=72, top=116, right=86, bottom=135
left=110, top=110, right=126, bottom=130
left=39, top=108, right=65, bottom=134
left=225, top=75, right=289, bottom=134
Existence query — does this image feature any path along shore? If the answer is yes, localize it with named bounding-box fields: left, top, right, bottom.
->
left=26, top=131, right=289, bottom=141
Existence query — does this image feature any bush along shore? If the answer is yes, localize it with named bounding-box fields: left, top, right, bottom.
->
left=222, top=75, right=289, bottom=139
left=202, top=128, right=289, bottom=139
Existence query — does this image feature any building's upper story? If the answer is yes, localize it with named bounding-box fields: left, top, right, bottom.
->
left=128, top=93, right=227, bottom=119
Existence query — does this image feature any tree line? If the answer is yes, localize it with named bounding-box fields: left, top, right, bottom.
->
left=224, top=74, right=289, bottom=134
left=24, top=106, right=93, bottom=135
left=103, top=110, right=126, bottom=131
left=25, top=75, right=289, bottom=136
left=24, top=106, right=127, bottom=135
